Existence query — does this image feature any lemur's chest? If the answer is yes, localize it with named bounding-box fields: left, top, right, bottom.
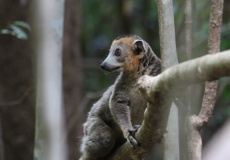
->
left=129, top=87, right=146, bottom=124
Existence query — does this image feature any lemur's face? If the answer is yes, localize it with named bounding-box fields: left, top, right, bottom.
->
left=101, top=37, right=146, bottom=72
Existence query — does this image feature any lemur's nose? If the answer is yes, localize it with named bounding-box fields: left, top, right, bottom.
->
left=101, top=63, right=106, bottom=70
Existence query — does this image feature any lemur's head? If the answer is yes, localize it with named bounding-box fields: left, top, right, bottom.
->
left=101, top=35, right=148, bottom=72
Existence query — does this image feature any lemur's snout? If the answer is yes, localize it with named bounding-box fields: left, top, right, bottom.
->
left=101, top=62, right=111, bottom=71
left=101, top=61, right=120, bottom=72
left=100, top=62, right=106, bottom=70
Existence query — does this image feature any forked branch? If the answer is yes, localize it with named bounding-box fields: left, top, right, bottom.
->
left=188, top=1, right=224, bottom=160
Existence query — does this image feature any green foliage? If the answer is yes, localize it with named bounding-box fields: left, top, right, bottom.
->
left=0, top=21, right=31, bottom=40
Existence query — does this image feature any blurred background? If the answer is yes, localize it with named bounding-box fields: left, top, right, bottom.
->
left=0, top=0, right=229, bottom=160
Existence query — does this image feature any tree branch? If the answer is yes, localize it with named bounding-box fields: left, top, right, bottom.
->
left=200, top=0, right=223, bottom=124
left=108, top=48, right=230, bottom=160
left=188, top=1, right=223, bottom=160
left=137, top=49, right=229, bottom=159
left=138, top=50, right=230, bottom=94
left=107, top=47, right=230, bottom=159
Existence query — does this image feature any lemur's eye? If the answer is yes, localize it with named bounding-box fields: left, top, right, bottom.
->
left=114, top=49, right=121, bottom=56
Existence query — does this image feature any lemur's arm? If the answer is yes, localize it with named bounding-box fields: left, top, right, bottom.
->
left=110, top=90, right=132, bottom=134
left=110, top=90, right=140, bottom=148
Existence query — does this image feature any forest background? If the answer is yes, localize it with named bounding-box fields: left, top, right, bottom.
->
left=0, top=0, right=230, bottom=160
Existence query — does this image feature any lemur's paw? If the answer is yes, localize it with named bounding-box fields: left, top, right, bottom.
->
left=127, top=125, right=141, bottom=149
left=133, top=125, right=141, bottom=130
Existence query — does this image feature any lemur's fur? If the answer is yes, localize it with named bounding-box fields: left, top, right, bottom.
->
left=80, top=35, right=161, bottom=160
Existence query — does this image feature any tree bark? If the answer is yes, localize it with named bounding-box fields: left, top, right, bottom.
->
left=188, top=1, right=224, bottom=160
left=33, top=0, right=67, bottom=160
left=157, top=0, right=179, bottom=160
left=62, top=0, right=83, bottom=159
left=0, top=1, right=35, bottom=160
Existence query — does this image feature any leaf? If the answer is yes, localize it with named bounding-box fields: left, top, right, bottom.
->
left=0, top=29, right=11, bottom=34
left=10, top=25, right=28, bottom=40
left=14, top=21, right=31, bottom=31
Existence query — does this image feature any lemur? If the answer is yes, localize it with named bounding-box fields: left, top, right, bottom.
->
left=80, top=35, right=161, bottom=160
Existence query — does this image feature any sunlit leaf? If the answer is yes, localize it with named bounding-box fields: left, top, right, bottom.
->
left=14, top=21, right=31, bottom=31
left=10, top=25, right=28, bottom=40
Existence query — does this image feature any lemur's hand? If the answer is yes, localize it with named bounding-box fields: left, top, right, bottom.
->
left=127, top=125, right=141, bottom=149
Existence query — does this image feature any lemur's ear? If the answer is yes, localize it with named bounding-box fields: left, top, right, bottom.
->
left=134, top=40, right=146, bottom=55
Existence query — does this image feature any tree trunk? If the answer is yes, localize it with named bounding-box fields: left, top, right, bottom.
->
left=157, top=0, right=180, bottom=160
left=62, top=0, right=83, bottom=159
left=0, top=1, right=35, bottom=160
left=33, top=0, right=67, bottom=160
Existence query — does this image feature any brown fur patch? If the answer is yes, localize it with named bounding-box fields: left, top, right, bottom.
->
left=113, top=37, right=142, bottom=71
left=112, top=37, right=135, bottom=49
left=124, top=55, right=139, bottom=71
